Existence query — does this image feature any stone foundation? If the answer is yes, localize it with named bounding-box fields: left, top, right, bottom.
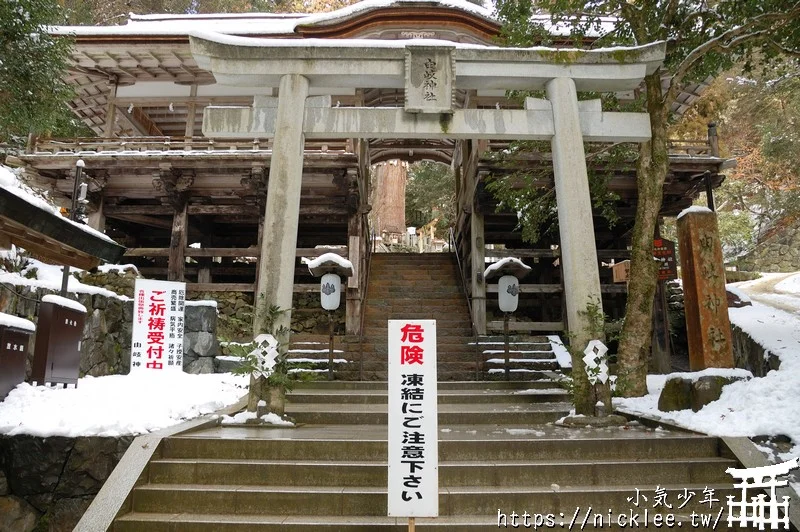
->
left=0, top=435, right=132, bottom=532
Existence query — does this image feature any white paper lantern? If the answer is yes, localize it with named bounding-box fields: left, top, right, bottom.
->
left=498, top=275, right=519, bottom=313
left=320, top=273, right=341, bottom=310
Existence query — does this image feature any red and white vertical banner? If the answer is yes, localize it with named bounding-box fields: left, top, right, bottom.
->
left=130, top=279, right=186, bottom=373
left=388, top=319, right=438, bottom=518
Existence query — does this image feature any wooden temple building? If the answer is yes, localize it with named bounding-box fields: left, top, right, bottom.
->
left=14, top=0, right=733, bottom=338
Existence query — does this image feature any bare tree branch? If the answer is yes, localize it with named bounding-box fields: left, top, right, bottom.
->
left=664, top=5, right=800, bottom=104
left=766, top=40, right=800, bottom=59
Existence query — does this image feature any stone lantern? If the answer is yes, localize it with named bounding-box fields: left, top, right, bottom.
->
left=308, top=253, right=354, bottom=379
left=484, top=258, right=531, bottom=379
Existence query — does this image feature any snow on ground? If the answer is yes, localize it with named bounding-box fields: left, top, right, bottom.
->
left=775, top=273, right=800, bottom=295
left=0, top=372, right=248, bottom=438
left=615, top=287, right=800, bottom=460
left=731, top=273, right=800, bottom=316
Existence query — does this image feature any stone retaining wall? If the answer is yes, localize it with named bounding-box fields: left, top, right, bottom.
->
left=736, top=221, right=800, bottom=272
left=0, top=435, right=132, bottom=532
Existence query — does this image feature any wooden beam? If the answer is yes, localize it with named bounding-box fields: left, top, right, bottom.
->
left=185, top=283, right=326, bottom=293
left=487, top=284, right=627, bottom=294
left=487, top=321, right=565, bottom=332
left=123, top=246, right=346, bottom=258
left=105, top=203, right=347, bottom=217
left=484, top=248, right=631, bottom=259
left=109, top=214, right=172, bottom=230
left=187, top=283, right=254, bottom=292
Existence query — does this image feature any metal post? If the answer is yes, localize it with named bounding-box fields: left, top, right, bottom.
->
left=328, top=310, right=335, bottom=380
left=60, top=160, right=84, bottom=297
left=503, top=313, right=510, bottom=381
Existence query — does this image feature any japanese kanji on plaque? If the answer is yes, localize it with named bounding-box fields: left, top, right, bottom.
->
left=388, top=319, right=438, bottom=518
left=130, top=279, right=186, bottom=373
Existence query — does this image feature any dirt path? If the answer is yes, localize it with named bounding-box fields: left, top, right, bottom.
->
left=734, top=272, right=800, bottom=315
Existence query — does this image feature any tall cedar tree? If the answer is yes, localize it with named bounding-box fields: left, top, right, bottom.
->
left=0, top=0, right=74, bottom=143
left=494, top=0, right=800, bottom=400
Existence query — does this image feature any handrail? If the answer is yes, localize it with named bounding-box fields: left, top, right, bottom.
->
left=449, top=226, right=475, bottom=336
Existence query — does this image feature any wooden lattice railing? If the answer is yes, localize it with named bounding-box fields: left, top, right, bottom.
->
left=30, top=136, right=351, bottom=155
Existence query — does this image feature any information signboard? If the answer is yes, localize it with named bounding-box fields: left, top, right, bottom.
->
left=131, top=279, right=186, bottom=372
left=388, top=319, right=438, bottom=518
left=654, top=238, right=678, bottom=281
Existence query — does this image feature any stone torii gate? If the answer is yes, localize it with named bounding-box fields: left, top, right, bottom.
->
left=189, top=33, right=665, bottom=354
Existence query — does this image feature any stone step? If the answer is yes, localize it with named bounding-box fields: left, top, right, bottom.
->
left=286, top=388, right=570, bottom=404
left=147, top=457, right=736, bottom=487
left=289, top=380, right=562, bottom=391
left=128, top=484, right=736, bottom=517
left=362, top=314, right=470, bottom=324
left=284, top=402, right=572, bottom=425
left=364, top=298, right=467, bottom=307
left=161, top=433, right=723, bottom=462
left=114, top=512, right=751, bottom=531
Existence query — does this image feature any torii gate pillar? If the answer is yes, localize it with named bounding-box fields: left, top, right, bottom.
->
left=253, top=74, right=309, bottom=338
left=546, top=77, right=603, bottom=348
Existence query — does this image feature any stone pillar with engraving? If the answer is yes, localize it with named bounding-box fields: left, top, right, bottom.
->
left=677, top=208, right=734, bottom=369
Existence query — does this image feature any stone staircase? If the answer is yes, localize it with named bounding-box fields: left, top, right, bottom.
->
left=288, top=253, right=563, bottom=381
left=361, top=253, right=476, bottom=380
left=111, top=379, right=745, bottom=531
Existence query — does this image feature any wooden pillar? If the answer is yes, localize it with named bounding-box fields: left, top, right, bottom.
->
left=677, top=210, right=733, bottom=370
left=88, top=195, right=106, bottom=232
left=184, top=85, right=197, bottom=149
left=168, top=200, right=188, bottom=282
left=104, top=81, right=117, bottom=138
left=470, top=210, right=486, bottom=335
left=253, top=74, right=309, bottom=336
left=346, top=211, right=363, bottom=335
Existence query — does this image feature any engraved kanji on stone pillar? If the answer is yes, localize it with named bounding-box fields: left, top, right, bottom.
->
left=404, top=46, right=454, bottom=114
left=677, top=208, right=734, bottom=370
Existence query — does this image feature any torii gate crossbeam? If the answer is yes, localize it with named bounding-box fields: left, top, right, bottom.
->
left=189, top=33, right=665, bottom=357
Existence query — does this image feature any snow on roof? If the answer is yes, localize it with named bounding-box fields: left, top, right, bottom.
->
left=42, top=294, right=88, bottom=313
left=0, top=372, right=247, bottom=437
left=0, top=312, right=36, bottom=333
left=191, top=30, right=469, bottom=49
left=483, top=257, right=532, bottom=280
left=300, top=0, right=494, bottom=26
left=54, top=0, right=495, bottom=37
left=0, top=165, right=116, bottom=245
left=677, top=205, right=713, bottom=220
left=53, top=14, right=299, bottom=36
left=0, top=255, right=126, bottom=300
left=307, top=252, right=354, bottom=277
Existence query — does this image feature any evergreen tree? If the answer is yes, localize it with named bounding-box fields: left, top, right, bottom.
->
left=0, top=0, right=74, bottom=144
left=494, top=0, right=800, bottom=402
